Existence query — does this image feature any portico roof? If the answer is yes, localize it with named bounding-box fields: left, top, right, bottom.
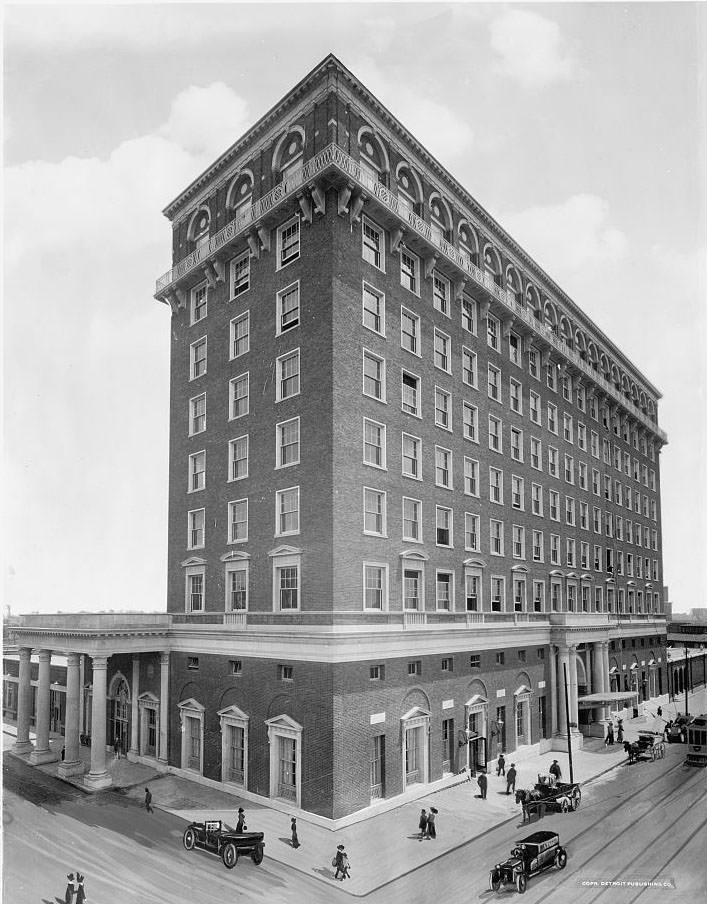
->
left=577, top=691, right=637, bottom=707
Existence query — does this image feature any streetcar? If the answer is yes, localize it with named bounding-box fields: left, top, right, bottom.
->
left=685, top=714, right=707, bottom=767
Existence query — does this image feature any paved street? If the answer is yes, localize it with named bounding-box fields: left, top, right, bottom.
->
left=4, top=712, right=706, bottom=903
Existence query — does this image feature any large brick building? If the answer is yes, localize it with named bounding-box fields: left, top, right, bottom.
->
left=10, top=55, right=669, bottom=821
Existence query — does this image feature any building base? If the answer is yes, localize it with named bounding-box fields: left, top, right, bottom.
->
left=83, top=771, right=112, bottom=791
left=57, top=760, right=87, bottom=779
left=551, top=730, right=584, bottom=752
left=12, top=740, right=34, bottom=755
left=29, top=748, right=59, bottom=765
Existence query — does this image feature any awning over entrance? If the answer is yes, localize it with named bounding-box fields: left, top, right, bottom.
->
left=577, top=691, right=637, bottom=708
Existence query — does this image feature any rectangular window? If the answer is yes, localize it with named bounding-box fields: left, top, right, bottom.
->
left=533, top=581, right=545, bottom=612
left=402, top=433, right=421, bottom=479
left=528, top=349, right=539, bottom=379
left=530, top=436, right=542, bottom=470
left=462, top=348, right=478, bottom=387
left=470, top=654, right=481, bottom=668
left=441, top=657, right=454, bottom=672
left=564, top=454, right=575, bottom=484
left=576, top=384, right=586, bottom=411
left=512, top=475, right=524, bottom=510
left=550, top=534, right=560, bottom=565
left=230, top=250, right=250, bottom=298
left=510, top=427, right=523, bottom=462
left=591, top=431, right=600, bottom=458
left=363, top=350, right=386, bottom=401
left=436, top=572, right=453, bottom=610
left=190, top=283, right=208, bottom=324
left=563, top=413, right=574, bottom=443
left=488, top=415, right=502, bottom=452
left=462, top=402, right=478, bottom=442
left=510, top=378, right=522, bottom=414
left=188, top=508, right=205, bottom=549
left=362, top=217, right=384, bottom=270
left=277, top=564, right=299, bottom=610
left=400, top=246, right=419, bottom=294
left=404, top=568, right=423, bottom=610
left=188, top=450, right=206, bottom=492
left=364, top=488, right=387, bottom=536
left=276, top=349, right=300, bottom=401
left=532, top=530, right=544, bottom=563
left=566, top=538, right=576, bottom=567
left=487, top=314, right=500, bottom=351
left=363, top=283, right=385, bottom=335
left=230, top=311, right=250, bottom=359
left=462, top=297, right=477, bottom=334
left=435, top=446, right=452, bottom=488
left=189, top=393, right=206, bottom=436
left=489, top=466, right=503, bottom=504
left=436, top=506, right=453, bottom=546
left=229, top=373, right=249, bottom=419
left=401, top=370, right=420, bottom=416
left=509, top=332, right=521, bottom=366
left=464, top=513, right=480, bottom=551
left=562, top=375, right=572, bottom=402
left=363, top=564, right=387, bottom=610
left=276, top=417, right=300, bottom=468
left=278, top=664, right=294, bottom=682
left=531, top=482, right=543, bottom=516
left=407, top=660, right=422, bottom=677
left=512, top=525, right=525, bottom=559
left=276, top=282, right=300, bottom=334
left=546, top=363, right=557, bottom=391
left=370, top=665, right=385, bottom=681
left=434, top=387, right=452, bottom=430
left=529, top=390, right=540, bottom=424
left=579, top=501, right=589, bottom=530
left=433, top=272, right=450, bottom=316
left=577, top=422, right=587, bottom=451
left=578, top=461, right=588, bottom=491
left=464, top=457, right=479, bottom=497
left=580, top=541, right=590, bottom=570
left=229, top=435, right=248, bottom=481
left=402, top=497, right=422, bottom=542
left=592, top=468, right=600, bottom=495
left=490, top=519, right=504, bottom=556
left=363, top=418, right=386, bottom=469
left=491, top=578, right=505, bottom=612
left=227, top=570, right=247, bottom=611
left=434, top=329, right=451, bottom=373
left=549, top=489, right=559, bottom=521
left=278, top=216, right=300, bottom=268
left=190, top=337, right=207, bottom=380
left=548, top=446, right=559, bottom=478
left=400, top=307, right=420, bottom=355
left=547, top=402, right=558, bottom=434
left=466, top=574, right=481, bottom=612
left=228, top=499, right=248, bottom=543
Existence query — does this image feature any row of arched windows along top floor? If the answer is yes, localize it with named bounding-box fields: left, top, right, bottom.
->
left=182, top=121, right=657, bottom=421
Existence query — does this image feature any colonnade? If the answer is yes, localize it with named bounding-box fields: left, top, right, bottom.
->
left=550, top=640, right=611, bottom=737
left=12, top=647, right=170, bottom=790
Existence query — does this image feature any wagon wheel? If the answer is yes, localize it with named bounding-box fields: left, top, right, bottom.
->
left=182, top=827, right=196, bottom=851
left=516, top=874, right=528, bottom=894
left=489, top=870, right=502, bottom=892
left=222, top=842, right=238, bottom=869
left=251, top=845, right=264, bottom=865
left=556, top=849, right=568, bottom=870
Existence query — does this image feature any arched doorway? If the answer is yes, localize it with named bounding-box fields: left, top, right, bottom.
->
left=109, top=674, right=130, bottom=755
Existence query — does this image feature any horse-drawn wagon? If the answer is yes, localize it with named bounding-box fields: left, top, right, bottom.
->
left=516, top=776, right=581, bottom=822
left=624, top=732, right=665, bottom=764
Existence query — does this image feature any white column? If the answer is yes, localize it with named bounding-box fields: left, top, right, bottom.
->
left=129, top=655, right=140, bottom=760
left=84, top=655, right=112, bottom=790
left=13, top=647, right=34, bottom=754
left=549, top=645, right=558, bottom=735
left=557, top=645, right=570, bottom=736
left=58, top=653, right=85, bottom=778
left=79, top=654, right=85, bottom=734
left=569, top=645, right=579, bottom=727
left=159, top=652, right=169, bottom=765
left=592, top=641, right=604, bottom=723
left=30, top=650, right=58, bottom=764
left=602, top=642, right=611, bottom=718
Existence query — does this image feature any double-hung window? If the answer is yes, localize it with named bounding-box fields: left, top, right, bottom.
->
left=277, top=216, right=300, bottom=268
left=402, top=497, right=422, bottom=542
left=362, top=217, right=384, bottom=270
left=464, top=457, right=479, bottom=497
left=487, top=314, right=500, bottom=351
left=435, top=446, right=452, bottom=489
left=463, top=402, right=478, bottom=442
left=462, top=348, right=477, bottom=388
left=513, top=525, right=525, bottom=559
left=190, top=337, right=207, bottom=380
left=228, top=499, right=248, bottom=543
left=364, top=488, right=387, bottom=536
left=401, top=370, right=420, bottom=416
left=363, top=419, right=386, bottom=469
left=188, top=451, right=206, bottom=492
left=363, top=283, right=385, bottom=335
left=461, top=298, right=477, bottom=334
left=510, top=427, right=523, bottom=462
left=434, top=330, right=451, bottom=372
left=400, top=247, right=419, bottom=294
left=432, top=272, right=450, bottom=316
left=230, top=250, right=250, bottom=298
left=464, top=513, right=480, bottom=551
left=230, top=311, right=250, bottom=359
left=532, top=530, right=544, bottom=563
left=530, top=437, right=542, bottom=470
left=276, top=487, right=300, bottom=536
left=402, top=433, right=421, bottom=479
left=509, top=378, right=522, bottom=413
left=400, top=307, right=420, bottom=354
left=529, top=390, right=540, bottom=424
left=531, top=483, right=543, bottom=516
left=511, top=475, right=524, bottom=510
left=434, top=387, right=451, bottom=430
left=363, top=350, right=385, bottom=401
left=488, top=415, right=502, bottom=452
left=276, top=417, right=300, bottom=468
left=436, top=506, right=453, bottom=546
left=547, top=403, right=558, bottom=434
left=364, top=564, right=387, bottom=611
left=276, top=282, right=300, bottom=334
left=276, top=349, right=300, bottom=401
left=490, top=520, right=504, bottom=556
left=229, top=373, right=249, bottom=419
left=489, top=466, right=503, bottom=504
left=190, top=283, right=208, bottom=324
left=229, top=435, right=248, bottom=481
left=487, top=364, right=501, bottom=401
left=189, top=394, right=206, bottom=436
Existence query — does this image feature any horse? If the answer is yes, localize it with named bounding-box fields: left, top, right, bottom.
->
left=554, top=794, right=572, bottom=813
left=624, top=741, right=639, bottom=764
left=515, top=788, right=544, bottom=823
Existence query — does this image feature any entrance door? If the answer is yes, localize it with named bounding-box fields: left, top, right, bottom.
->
left=277, top=736, right=297, bottom=802
left=228, top=725, right=245, bottom=785
left=405, top=726, right=422, bottom=785
left=186, top=716, right=201, bottom=771
left=442, top=719, right=454, bottom=774
left=145, top=708, right=157, bottom=757
left=111, top=679, right=130, bottom=754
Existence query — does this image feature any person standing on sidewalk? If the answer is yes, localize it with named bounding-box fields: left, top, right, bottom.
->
left=144, top=787, right=153, bottom=814
left=235, top=808, right=246, bottom=832
left=417, top=809, right=428, bottom=840
left=291, top=817, right=300, bottom=848
left=64, top=874, right=76, bottom=904
left=506, top=764, right=517, bottom=795
left=496, top=753, right=506, bottom=777
left=477, top=771, right=488, bottom=799
left=333, top=844, right=346, bottom=880
left=75, top=873, right=86, bottom=904
left=426, top=807, right=437, bottom=839
left=549, top=760, right=562, bottom=783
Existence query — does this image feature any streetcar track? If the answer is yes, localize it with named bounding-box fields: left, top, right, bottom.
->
left=583, top=790, right=707, bottom=904
left=527, top=765, right=705, bottom=904
left=626, top=814, right=707, bottom=904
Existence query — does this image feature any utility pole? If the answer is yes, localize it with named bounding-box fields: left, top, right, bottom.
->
left=563, top=662, right=574, bottom=785
left=684, top=646, right=689, bottom=718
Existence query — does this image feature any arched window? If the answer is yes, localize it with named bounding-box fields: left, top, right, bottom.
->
left=483, top=244, right=502, bottom=285
left=189, top=207, right=211, bottom=251
left=396, top=164, right=422, bottom=218
left=506, top=266, right=523, bottom=308
left=226, top=171, right=254, bottom=224
left=575, top=330, right=587, bottom=360
left=458, top=222, right=478, bottom=266
left=559, top=316, right=573, bottom=347
left=543, top=301, right=558, bottom=335
left=429, top=194, right=453, bottom=244
left=272, top=128, right=305, bottom=184
left=358, top=129, right=389, bottom=187
left=526, top=285, right=541, bottom=320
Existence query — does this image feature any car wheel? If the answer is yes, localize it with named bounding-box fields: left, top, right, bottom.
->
left=516, top=874, right=528, bottom=894
left=222, top=843, right=238, bottom=869
left=489, top=871, right=502, bottom=892
left=182, top=828, right=196, bottom=851
left=556, top=850, right=568, bottom=870
left=251, top=846, right=264, bottom=865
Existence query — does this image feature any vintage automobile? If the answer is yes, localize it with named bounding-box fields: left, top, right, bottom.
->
left=182, top=818, right=265, bottom=868
left=489, top=830, right=567, bottom=894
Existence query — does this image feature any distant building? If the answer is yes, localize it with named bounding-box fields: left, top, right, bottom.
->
left=8, top=55, right=668, bottom=821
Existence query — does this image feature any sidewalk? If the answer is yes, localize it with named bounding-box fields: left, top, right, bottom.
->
left=5, top=687, right=703, bottom=897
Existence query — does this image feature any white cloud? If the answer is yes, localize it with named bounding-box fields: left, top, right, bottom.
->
left=161, top=82, right=251, bottom=160
left=502, top=194, right=628, bottom=273
left=489, top=10, right=580, bottom=89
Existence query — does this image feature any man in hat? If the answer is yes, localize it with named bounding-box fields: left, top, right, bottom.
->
left=417, top=808, right=427, bottom=840
left=333, top=844, right=346, bottom=880
left=64, top=874, right=76, bottom=904
left=235, top=807, right=246, bottom=832
left=477, top=771, right=488, bottom=799
left=496, top=752, right=506, bottom=777
left=506, top=763, right=517, bottom=795
left=426, top=807, right=437, bottom=838
left=549, top=759, right=562, bottom=784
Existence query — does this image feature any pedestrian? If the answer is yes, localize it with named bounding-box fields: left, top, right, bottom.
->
left=340, top=848, right=351, bottom=880
left=617, top=720, right=624, bottom=743
left=506, top=764, right=517, bottom=795
left=61, top=745, right=66, bottom=762
left=64, top=874, right=76, bottom=904
left=333, top=844, right=347, bottom=880
left=75, top=873, right=86, bottom=904
left=291, top=816, right=300, bottom=849
left=113, top=737, right=121, bottom=760
left=549, top=759, right=562, bottom=783
left=496, top=753, right=506, bottom=777
left=418, top=808, right=427, bottom=840
left=144, top=787, right=153, bottom=814
left=236, top=807, right=246, bottom=832
left=426, top=807, right=437, bottom=839
left=657, top=705, right=663, bottom=717
left=477, top=771, right=488, bottom=799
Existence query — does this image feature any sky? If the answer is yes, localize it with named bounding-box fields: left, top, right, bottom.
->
left=3, top=1, right=706, bottom=616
